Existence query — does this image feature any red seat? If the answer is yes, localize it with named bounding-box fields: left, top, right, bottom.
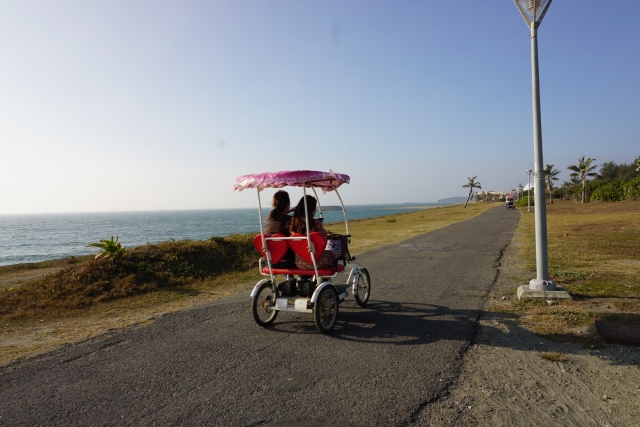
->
left=262, top=265, right=345, bottom=276
left=289, top=232, right=326, bottom=265
left=253, top=233, right=288, bottom=264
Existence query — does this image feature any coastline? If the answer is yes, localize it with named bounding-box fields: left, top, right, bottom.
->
left=0, top=203, right=452, bottom=267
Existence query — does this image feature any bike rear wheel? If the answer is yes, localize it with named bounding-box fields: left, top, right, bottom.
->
left=252, top=281, right=279, bottom=326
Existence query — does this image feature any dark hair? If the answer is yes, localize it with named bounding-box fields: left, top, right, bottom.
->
left=269, top=190, right=290, bottom=220
left=289, top=195, right=317, bottom=234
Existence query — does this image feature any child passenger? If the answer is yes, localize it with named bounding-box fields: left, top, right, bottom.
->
left=264, top=190, right=291, bottom=236
left=264, top=190, right=295, bottom=268
left=289, top=195, right=339, bottom=269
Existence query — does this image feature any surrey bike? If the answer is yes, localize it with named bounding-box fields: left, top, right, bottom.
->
left=234, top=170, right=371, bottom=334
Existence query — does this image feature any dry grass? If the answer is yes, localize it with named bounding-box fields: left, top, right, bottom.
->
left=0, top=235, right=257, bottom=319
left=516, top=200, right=640, bottom=294
left=0, top=203, right=496, bottom=364
left=539, top=352, right=568, bottom=362
left=494, top=200, right=640, bottom=346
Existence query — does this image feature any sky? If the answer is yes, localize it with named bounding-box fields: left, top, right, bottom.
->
left=1, top=0, right=638, bottom=214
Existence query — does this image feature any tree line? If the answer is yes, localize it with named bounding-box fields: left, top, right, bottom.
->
left=526, top=155, right=640, bottom=204
left=463, top=155, right=639, bottom=207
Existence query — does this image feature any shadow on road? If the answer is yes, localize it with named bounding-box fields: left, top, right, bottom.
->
left=265, top=299, right=481, bottom=346
left=262, top=299, right=638, bottom=367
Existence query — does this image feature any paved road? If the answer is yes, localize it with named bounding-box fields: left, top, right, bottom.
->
left=0, top=206, right=519, bottom=427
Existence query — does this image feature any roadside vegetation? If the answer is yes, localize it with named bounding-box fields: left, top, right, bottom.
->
left=0, top=202, right=497, bottom=363
left=496, top=155, right=639, bottom=206
left=589, top=162, right=640, bottom=202
left=544, top=155, right=640, bottom=204
left=493, top=200, right=640, bottom=347
left=0, top=235, right=257, bottom=319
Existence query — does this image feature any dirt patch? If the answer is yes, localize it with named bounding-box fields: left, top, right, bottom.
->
left=416, top=231, right=640, bottom=427
left=0, top=258, right=78, bottom=291
left=0, top=267, right=62, bottom=289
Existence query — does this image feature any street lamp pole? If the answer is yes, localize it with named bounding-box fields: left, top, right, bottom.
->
left=514, top=0, right=556, bottom=291
left=526, top=169, right=532, bottom=212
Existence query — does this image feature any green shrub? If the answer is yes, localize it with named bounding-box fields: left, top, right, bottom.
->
left=624, top=176, right=640, bottom=201
left=516, top=197, right=533, bottom=207
left=590, top=180, right=625, bottom=202
left=587, top=176, right=640, bottom=202
left=88, top=236, right=128, bottom=263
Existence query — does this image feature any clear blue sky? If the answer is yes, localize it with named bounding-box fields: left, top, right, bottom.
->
left=1, top=1, right=638, bottom=213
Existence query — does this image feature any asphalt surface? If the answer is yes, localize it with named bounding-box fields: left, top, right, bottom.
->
left=0, top=206, right=520, bottom=427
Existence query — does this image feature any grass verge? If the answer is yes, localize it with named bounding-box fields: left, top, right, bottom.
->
left=0, top=202, right=497, bottom=364
left=491, top=200, right=640, bottom=347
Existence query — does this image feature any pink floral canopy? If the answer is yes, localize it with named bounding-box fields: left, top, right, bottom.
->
left=234, top=170, right=350, bottom=193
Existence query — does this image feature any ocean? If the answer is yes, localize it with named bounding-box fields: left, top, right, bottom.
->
left=0, top=203, right=447, bottom=266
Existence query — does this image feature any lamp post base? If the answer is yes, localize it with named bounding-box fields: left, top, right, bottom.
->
left=517, top=283, right=571, bottom=302
left=529, top=278, right=557, bottom=291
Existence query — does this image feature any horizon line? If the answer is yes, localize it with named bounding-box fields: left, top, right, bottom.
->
left=0, top=201, right=461, bottom=216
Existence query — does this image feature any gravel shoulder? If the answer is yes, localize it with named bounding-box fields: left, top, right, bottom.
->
left=417, top=227, right=640, bottom=427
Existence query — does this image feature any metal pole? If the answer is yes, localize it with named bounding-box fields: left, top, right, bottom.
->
left=311, top=187, right=323, bottom=218
left=257, top=188, right=274, bottom=282
left=527, top=170, right=532, bottom=212
left=302, top=186, right=320, bottom=279
left=334, top=188, right=349, bottom=236
left=529, top=23, right=555, bottom=290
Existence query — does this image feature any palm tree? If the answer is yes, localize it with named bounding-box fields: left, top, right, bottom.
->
left=561, top=177, right=580, bottom=200
left=567, top=156, right=598, bottom=203
left=462, top=176, right=482, bottom=208
left=543, top=164, right=560, bottom=204
left=569, top=176, right=580, bottom=200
